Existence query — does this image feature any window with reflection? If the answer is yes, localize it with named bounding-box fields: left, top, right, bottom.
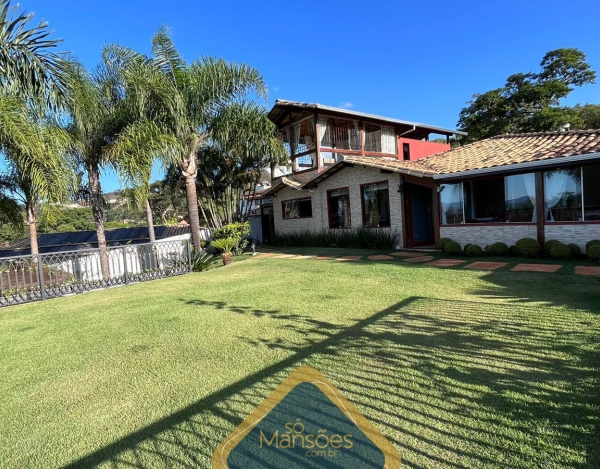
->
left=544, top=169, right=582, bottom=221
left=328, top=188, right=351, bottom=229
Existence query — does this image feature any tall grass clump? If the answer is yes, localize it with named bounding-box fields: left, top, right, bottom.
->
left=273, top=229, right=399, bottom=250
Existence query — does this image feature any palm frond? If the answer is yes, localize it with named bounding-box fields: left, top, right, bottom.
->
left=0, top=0, right=71, bottom=109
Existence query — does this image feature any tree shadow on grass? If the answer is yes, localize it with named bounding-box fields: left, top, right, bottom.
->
left=61, top=297, right=600, bottom=469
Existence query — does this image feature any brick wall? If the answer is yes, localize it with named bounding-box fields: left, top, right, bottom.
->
left=440, top=225, right=537, bottom=248
left=274, top=166, right=403, bottom=245
left=545, top=225, right=600, bottom=253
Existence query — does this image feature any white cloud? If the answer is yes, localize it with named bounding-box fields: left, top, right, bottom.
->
left=272, top=86, right=280, bottom=93
left=340, top=101, right=353, bottom=109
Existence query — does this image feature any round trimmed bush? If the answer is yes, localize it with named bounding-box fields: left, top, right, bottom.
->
left=588, top=245, right=600, bottom=261
left=444, top=241, right=462, bottom=256
left=568, top=243, right=581, bottom=257
left=463, top=243, right=473, bottom=253
left=465, top=244, right=483, bottom=256
left=515, top=238, right=541, bottom=257
left=489, top=242, right=509, bottom=256
left=544, top=239, right=561, bottom=256
left=586, top=240, right=600, bottom=252
left=550, top=243, right=571, bottom=259
left=508, top=245, right=518, bottom=256
left=436, top=237, right=453, bottom=250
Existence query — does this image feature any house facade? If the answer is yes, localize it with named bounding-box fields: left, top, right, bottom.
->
left=263, top=100, right=600, bottom=252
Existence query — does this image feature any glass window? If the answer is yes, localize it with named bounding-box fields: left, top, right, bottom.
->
left=439, top=183, right=464, bottom=224
left=291, top=117, right=315, bottom=154
left=464, top=177, right=505, bottom=222
left=583, top=164, right=600, bottom=221
left=364, top=124, right=396, bottom=154
left=328, top=188, right=351, bottom=229
left=504, top=173, right=536, bottom=222
left=282, top=198, right=312, bottom=220
left=544, top=169, right=582, bottom=221
left=318, top=117, right=361, bottom=151
left=277, top=127, right=291, bottom=156
left=295, top=153, right=316, bottom=170
left=362, top=182, right=390, bottom=228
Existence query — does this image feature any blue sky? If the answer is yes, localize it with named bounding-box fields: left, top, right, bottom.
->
left=16, top=0, right=600, bottom=191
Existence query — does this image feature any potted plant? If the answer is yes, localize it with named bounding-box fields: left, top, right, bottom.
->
left=210, top=237, right=238, bottom=266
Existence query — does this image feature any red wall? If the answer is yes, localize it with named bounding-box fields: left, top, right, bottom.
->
left=398, top=138, right=450, bottom=161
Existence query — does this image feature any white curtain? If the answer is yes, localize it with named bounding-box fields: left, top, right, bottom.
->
left=381, top=126, right=396, bottom=154
left=292, top=123, right=301, bottom=154
left=318, top=118, right=330, bottom=148
left=523, top=173, right=537, bottom=222
left=544, top=170, right=571, bottom=221
left=440, top=183, right=462, bottom=224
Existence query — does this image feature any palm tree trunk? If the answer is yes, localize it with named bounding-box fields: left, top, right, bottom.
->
left=146, top=199, right=156, bottom=243
left=180, top=147, right=202, bottom=251
left=26, top=203, right=39, bottom=256
left=88, top=162, right=109, bottom=278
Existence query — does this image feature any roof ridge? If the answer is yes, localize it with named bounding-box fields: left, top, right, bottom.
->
left=491, top=129, right=600, bottom=138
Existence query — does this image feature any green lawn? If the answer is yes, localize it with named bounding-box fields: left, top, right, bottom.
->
left=1, top=252, right=599, bottom=468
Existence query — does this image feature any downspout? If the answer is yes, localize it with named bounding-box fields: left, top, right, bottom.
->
left=398, top=125, right=416, bottom=138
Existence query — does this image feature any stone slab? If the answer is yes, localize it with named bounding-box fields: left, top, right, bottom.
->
left=389, top=252, right=428, bottom=258
left=404, top=256, right=435, bottom=263
left=314, top=256, right=336, bottom=261
left=425, top=259, right=468, bottom=267
left=511, top=263, right=562, bottom=273
left=368, top=255, right=394, bottom=261
left=574, top=266, right=600, bottom=276
left=336, top=255, right=363, bottom=261
left=464, top=261, right=508, bottom=271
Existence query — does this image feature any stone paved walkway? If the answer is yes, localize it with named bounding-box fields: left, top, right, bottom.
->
left=255, top=250, right=599, bottom=276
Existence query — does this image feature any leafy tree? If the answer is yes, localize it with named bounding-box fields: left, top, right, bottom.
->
left=458, top=48, right=596, bottom=141
left=574, top=104, right=600, bottom=129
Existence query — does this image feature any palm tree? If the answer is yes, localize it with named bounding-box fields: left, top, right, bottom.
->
left=108, top=27, right=268, bottom=250
left=0, top=123, right=71, bottom=255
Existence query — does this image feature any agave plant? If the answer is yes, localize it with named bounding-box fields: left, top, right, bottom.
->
left=210, top=237, right=238, bottom=266
left=191, top=251, right=219, bottom=272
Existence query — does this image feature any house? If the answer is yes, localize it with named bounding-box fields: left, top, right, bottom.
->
left=262, top=99, right=600, bottom=252
left=261, top=99, right=465, bottom=246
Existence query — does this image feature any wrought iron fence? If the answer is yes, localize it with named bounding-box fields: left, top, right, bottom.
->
left=0, top=239, right=192, bottom=307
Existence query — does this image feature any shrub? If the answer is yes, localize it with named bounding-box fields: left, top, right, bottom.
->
left=273, top=229, right=399, bottom=250
left=212, top=222, right=251, bottom=255
left=444, top=241, right=462, bottom=255
left=550, top=243, right=571, bottom=259
left=588, top=245, right=600, bottom=261
left=568, top=243, right=581, bottom=257
left=463, top=243, right=473, bottom=252
left=489, top=242, right=509, bottom=256
left=544, top=239, right=561, bottom=256
left=484, top=245, right=491, bottom=253
left=508, top=245, right=518, bottom=256
left=210, top=237, right=238, bottom=266
left=436, top=237, right=453, bottom=250
left=191, top=251, right=219, bottom=272
left=515, top=238, right=541, bottom=257
left=586, top=240, right=600, bottom=252
left=465, top=244, right=483, bottom=256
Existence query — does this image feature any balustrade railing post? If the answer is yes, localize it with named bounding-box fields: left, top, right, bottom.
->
left=122, top=246, right=129, bottom=285
left=187, top=239, right=192, bottom=273
left=36, top=254, right=46, bottom=301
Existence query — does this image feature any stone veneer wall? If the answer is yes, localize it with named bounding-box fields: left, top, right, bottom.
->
left=545, top=224, right=600, bottom=253
left=273, top=166, right=403, bottom=245
left=440, top=225, right=537, bottom=249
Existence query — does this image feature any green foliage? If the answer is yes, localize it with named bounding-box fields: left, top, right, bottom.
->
left=508, top=245, right=518, bottom=256
left=210, top=237, right=238, bottom=254
left=585, top=240, right=600, bottom=252
left=544, top=239, right=561, bottom=256
left=465, top=244, right=483, bottom=256
left=458, top=48, right=596, bottom=141
left=516, top=238, right=542, bottom=257
left=567, top=243, right=581, bottom=257
left=489, top=242, right=509, bottom=256
left=443, top=241, right=462, bottom=256
left=550, top=243, right=571, bottom=259
left=191, top=251, right=219, bottom=272
left=212, top=222, right=251, bottom=242
left=436, top=237, right=453, bottom=250
left=274, top=229, right=399, bottom=251
left=574, top=104, right=600, bottom=129
left=588, top=245, right=600, bottom=261
left=463, top=243, right=473, bottom=252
